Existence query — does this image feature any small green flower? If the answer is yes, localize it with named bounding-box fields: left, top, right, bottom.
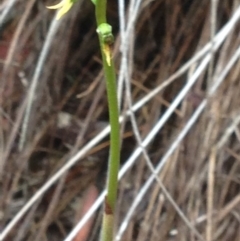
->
left=47, top=0, right=75, bottom=20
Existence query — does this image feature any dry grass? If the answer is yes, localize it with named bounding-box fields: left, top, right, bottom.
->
left=0, top=0, right=240, bottom=240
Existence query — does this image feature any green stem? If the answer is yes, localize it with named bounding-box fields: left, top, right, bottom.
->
left=99, top=39, right=120, bottom=212
left=95, top=0, right=107, bottom=25
left=94, top=0, right=120, bottom=241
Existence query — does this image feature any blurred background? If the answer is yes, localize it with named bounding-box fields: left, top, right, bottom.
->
left=0, top=0, right=240, bottom=240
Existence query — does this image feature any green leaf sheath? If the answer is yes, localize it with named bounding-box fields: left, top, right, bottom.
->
left=97, top=23, right=114, bottom=45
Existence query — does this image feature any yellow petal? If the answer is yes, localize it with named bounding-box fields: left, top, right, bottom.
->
left=46, top=0, right=65, bottom=9
left=56, top=1, right=73, bottom=19
left=47, top=0, right=73, bottom=19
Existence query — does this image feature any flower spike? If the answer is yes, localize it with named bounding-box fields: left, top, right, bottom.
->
left=47, top=0, right=74, bottom=20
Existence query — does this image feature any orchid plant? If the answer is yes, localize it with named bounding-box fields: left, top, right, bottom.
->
left=47, top=1, right=120, bottom=241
